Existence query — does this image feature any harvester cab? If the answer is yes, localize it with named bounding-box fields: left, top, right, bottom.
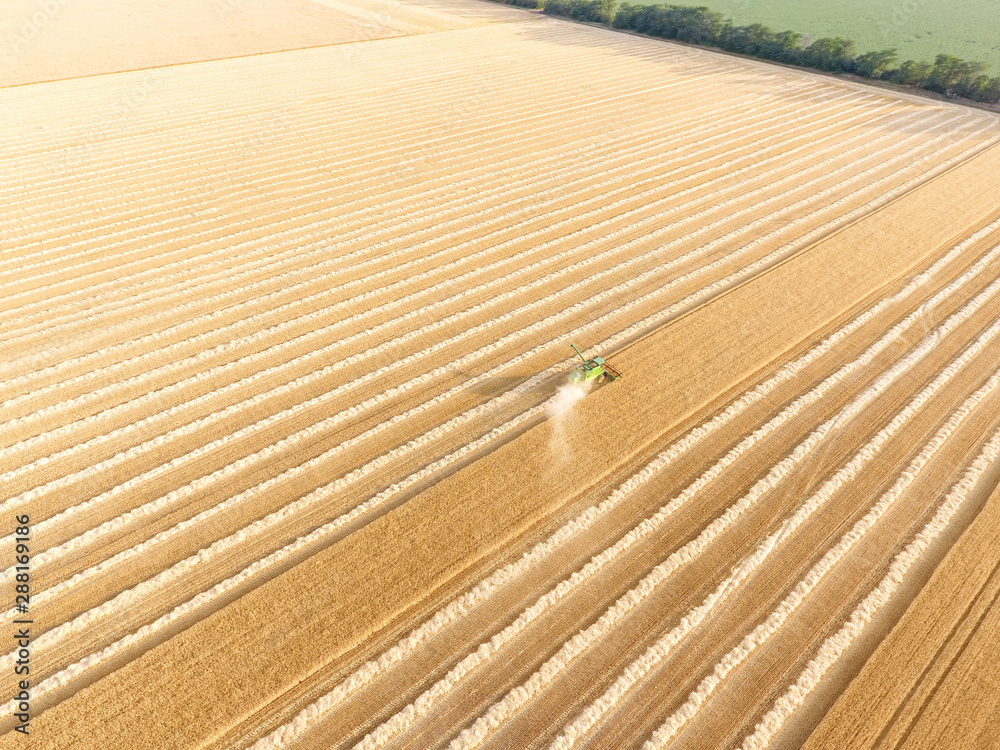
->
left=568, top=344, right=623, bottom=385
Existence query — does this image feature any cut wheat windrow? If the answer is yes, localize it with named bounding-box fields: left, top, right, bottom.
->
left=3, top=125, right=996, bottom=724
left=240, top=215, right=1000, bottom=750
left=740, top=425, right=1000, bottom=750
left=440, top=256, right=1000, bottom=750
left=3, top=3, right=1000, bottom=748
left=0, top=83, right=908, bottom=382
left=0, top=78, right=773, bottom=338
left=5, top=119, right=984, bottom=648
left=557, top=340, right=1000, bottom=750
left=4, top=99, right=960, bottom=505
left=3, top=108, right=972, bottom=564
left=0, top=84, right=876, bottom=392
left=333, top=228, right=1000, bottom=750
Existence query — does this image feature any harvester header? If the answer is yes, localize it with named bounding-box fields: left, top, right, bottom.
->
left=568, top=344, right=623, bottom=385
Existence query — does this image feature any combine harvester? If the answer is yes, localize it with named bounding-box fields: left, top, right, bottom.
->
left=568, top=344, right=623, bottom=385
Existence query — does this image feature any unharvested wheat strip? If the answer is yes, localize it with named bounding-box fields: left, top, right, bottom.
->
left=2, top=94, right=903, bottom=472
left=738, top=426, right=1000, bottom=750
left=568, top=366, right=1000, bottom=750
left=244, top=214, right=1000, bottom=750
left=351, top=237, right=1000, bottom=749
left=5, top=115, right=963, bottom=557
left=10, top=161, right=983, bottom=663
left=2, top=56, right=731, bottom=270
left=0, top=85, right=867, bottom=379
left=0, top=86, right=844, bottom=363
left=446, top=276, right=1000, bottom=750
left=0, top=86, right=771, bottom=336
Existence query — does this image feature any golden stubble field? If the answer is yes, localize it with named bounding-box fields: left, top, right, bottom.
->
left=3, top=0, right=1000, bottom=748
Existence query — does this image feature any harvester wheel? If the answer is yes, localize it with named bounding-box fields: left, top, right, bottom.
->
left=597, top=373, right=607, bottom=384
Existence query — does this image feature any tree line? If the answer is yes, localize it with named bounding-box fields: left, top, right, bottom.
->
left=525, top=0, right=1000, bottom=104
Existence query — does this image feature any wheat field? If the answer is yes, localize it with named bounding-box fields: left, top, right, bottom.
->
left=3, top=1, right=1000, bottom=748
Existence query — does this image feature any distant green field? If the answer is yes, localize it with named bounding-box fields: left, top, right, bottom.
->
left=626, top=0, right=1000, bottom=72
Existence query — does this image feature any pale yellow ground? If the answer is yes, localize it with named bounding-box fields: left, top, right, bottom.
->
left=0, top=0, right=524, bottom=87
left=3, top=3, right=1000, bottom=749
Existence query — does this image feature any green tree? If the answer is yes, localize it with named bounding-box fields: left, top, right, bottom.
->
left=611, top=2, right=637, bottom=28
left=673, top=6, right=726, bottom=44
left=802, top=37, right=856, bottom=72
left=854, top=49, right=898, bottom=79
left=978, top=76, right=1000, bottom=103
left=722, top=23, right=775, bottom=56
left=758, top=30, right=803, bottom=64
left=924, top=53, right=986, bottom=95
left=595, top=0, right=617, bottom=23
left=887, top=59, right=933, bottom=86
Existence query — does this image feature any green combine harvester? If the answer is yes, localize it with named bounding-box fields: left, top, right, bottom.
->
left=568, top=344, right=623, bottom=385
